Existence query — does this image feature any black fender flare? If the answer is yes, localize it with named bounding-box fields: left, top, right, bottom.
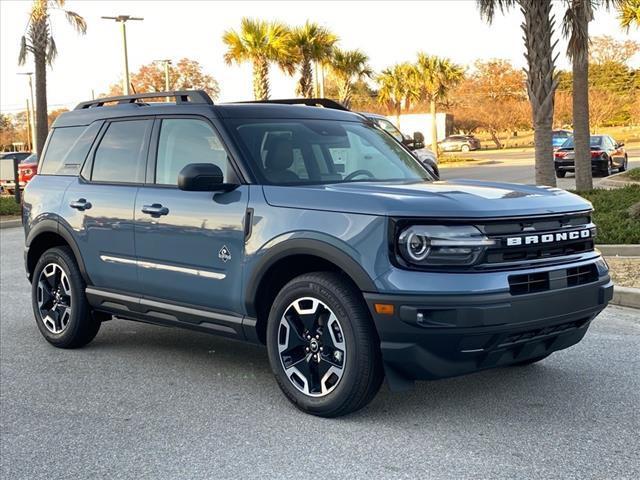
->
left=244, top=238, right=377, bottom=317
left=26, top=218, right=91, bottom=285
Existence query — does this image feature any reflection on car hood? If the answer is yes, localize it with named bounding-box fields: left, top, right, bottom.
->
left=263, top=179, right=591, bottom=218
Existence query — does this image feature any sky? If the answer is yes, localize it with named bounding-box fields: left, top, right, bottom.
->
left=1, top=0, right=639, bottom=113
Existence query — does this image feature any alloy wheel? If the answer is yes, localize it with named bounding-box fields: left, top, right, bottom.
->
left=277, top=297, right=346, bottom=397
left=37, top=263, right=72, bottom=334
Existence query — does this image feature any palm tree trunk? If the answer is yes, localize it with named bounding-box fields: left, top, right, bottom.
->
left=34, top=50, right=48, bottom=157
left=520, top=0, right=558, bottom=187
left=396, top=102, right=401, bottom=129
left=572, top=11, right=592, bottom=191
left=253, top=58, right=270, bottom=100
left=297, top=57, right=313, bottom=98
left=339, top=80, right=352, bottom=108
left=430, top=98, right=438, bottom=157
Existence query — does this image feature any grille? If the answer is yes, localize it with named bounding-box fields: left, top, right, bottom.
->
left=478, top=212, right=595, bottom=267
left=498, top=318, right=589, bottom=348
left=509, top=263, right=598, bottom=295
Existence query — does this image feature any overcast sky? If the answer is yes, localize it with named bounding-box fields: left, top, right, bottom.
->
left=1, top=0, right=638, bottom=112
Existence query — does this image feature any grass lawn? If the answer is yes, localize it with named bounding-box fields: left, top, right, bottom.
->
left=574, top=185, right=640, bottom=244
left=0, top=196, right=21, bottom=217
left=619, top=167, right=640, bottom=182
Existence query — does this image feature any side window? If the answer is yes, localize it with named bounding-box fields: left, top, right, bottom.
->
left=92, top=119, right=151, bottom=183
left=156, top=118, right=229, bottom=185
left=39, top=126, right=85, bottom=175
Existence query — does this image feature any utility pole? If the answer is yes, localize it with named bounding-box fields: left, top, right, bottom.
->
left=17, top=72, right=36, bottom=152
left=155, top=59, right=172, bottom=91
left=25, top=99, right=32, bottom=151
left=101, top=15, right=144, bottom=95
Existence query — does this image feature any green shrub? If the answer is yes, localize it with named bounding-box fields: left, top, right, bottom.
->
left=574, top=186, right=640, bottom=244
left=0, top=196, right=21, bottom=216
left=621, top=168, right=640, bottom=182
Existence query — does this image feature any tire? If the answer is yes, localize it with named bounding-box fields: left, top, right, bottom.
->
left=511, top=354, right=551, bottom=366
left=619, top=156, right=628, bottom=172
left=31, top=246, right=101, bottom=348
left=266, top=272, right=384, bottom=417
left=601, top=156, right=612, bottom=177
left=556, top=170, right=566, bottom=178
left=461, top=144, right=470, bottom=153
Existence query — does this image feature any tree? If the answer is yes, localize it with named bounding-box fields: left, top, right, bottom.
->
left=106, top=58, right=220, bottom=99
left=327, top=49, right=372, bottom=107
left=479, top=0, right=559, bottom=187
left=589, top=89, right=623, bottom=130
left=415, top=53, right=464, bottom=156
left=589, top=35, right=640, bottom=65
left=618, top=0, right=640, bottom=29
left=222, top=18, right=295, bottom=100
left=18, top=0, right=86, bottom=157
left=290, top=22, right=337, bottom=98
left=377, top=63, right=420, bottom=127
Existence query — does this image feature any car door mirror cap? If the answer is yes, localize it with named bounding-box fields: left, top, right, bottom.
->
left=178, top=163, right=237, bottom=192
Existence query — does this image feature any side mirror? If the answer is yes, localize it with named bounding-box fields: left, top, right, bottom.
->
left=178, top=163, right=233, bottom=192
left=413, top=131, right=425, bottom=148
left=618, top=142, right=625, bottom=147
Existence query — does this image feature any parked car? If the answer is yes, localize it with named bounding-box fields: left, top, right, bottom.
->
left=360, top=112, right=439, bottom=179
left=23, top=92, right=611, bottom=417
left=439, top=134, right=480, bottom=152
left=1, top=151, right=31, bottom=194
left=552, top=129, right=573, bottom=150
left=554, top=135, right=628, bottom=177
left=18, top=153, right=38, bottom=187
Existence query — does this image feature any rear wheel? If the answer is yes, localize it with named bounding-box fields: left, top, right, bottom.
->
left=556, top=170, right=566, bottom=178
left=601, top=156, right=613, bottom=177
left=461, top=144, right=470, bottom=153
left=266, top=272, right=384, bottom=417
left=619, top=156, right=628, bottom=172
left=31, top=246, right=101, bottom=348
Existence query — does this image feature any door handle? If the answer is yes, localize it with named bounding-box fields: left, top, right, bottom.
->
left=69, top=198, right=91, bottom=211
left=141, top=203, right=169, bottom=217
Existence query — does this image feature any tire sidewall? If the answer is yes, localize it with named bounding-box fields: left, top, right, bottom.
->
left=266, top=276, right=367, bottom=414
left=32, top=247, right=89, bottom=347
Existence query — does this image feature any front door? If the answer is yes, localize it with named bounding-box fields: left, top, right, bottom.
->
left=134, top=117, right=248, bottom=315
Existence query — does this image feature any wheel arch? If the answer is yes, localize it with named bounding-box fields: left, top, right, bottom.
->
left=245, top=239, right=377, bottom=344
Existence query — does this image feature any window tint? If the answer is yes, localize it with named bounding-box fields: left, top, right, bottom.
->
left=40, top=126, right=85, bottom=175
left=156, top=118, right=229, bottom=185
left=92, top=120, right=151, bottom=183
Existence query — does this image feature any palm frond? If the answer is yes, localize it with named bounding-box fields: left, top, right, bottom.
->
left=477, top=0, right=516, bottom=23
left=46, top=35, right=57, bottom=64
left=63, top=10, right=87, bottom=34
left=18, top=35, right=28, bottom=65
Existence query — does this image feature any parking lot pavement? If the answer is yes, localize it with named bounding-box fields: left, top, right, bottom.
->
left=2, top=228, right=639, bottom=480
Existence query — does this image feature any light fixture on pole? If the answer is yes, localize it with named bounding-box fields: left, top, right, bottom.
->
left=101, top=15, right=144, bottom=95
left=17, top=72, right=36, bottom=152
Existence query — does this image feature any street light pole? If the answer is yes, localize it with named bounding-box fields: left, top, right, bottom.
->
left=156, top=59, right=172, bottom=91
left=101, top=15, right=143, bottom=95
left=17, top=72, right=36, bottom=152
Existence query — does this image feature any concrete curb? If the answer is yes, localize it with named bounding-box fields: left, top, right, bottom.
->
left=611, top=286, right=640, bottom=310
left=598, top=244, right=640, bottom=257
left=598, top=170, right=640, bottom=188
left=0, top=219, right=21, bottom=230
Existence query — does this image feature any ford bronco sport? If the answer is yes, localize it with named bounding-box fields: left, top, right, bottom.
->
left=23, top=91, right=613, bottom=417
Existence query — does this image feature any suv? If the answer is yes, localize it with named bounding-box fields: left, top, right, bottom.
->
left=359, top=112, right=439, bottom=179
left=23, top=92, right=612, bottom=417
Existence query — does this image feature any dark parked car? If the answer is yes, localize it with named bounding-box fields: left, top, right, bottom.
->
left=23, top=92, right=611, bottom=417
left=552, top=130, right=573, bottom=150
left=360, top=112, right=439, bottom=179
left=554, top=135, right=628, bottom=177
left=439, top=135, right=480, bottom=152
left=1, top=151, right=31, bottom=194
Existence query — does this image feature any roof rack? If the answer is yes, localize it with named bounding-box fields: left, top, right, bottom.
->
left=74, top=90, right=213, bottom=110
left=236, top=98, right=350, bottom=111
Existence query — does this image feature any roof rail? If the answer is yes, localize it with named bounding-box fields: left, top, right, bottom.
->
left=236, top=98, right=350, bottom=111
left=74, top=90, right=213, bottom=110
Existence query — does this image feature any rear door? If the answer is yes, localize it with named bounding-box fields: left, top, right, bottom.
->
left=60, top=118, right=152, bottom=293
left=134, top=116, right=248, bottom=314
left=606, top=136, right=625, bottom=168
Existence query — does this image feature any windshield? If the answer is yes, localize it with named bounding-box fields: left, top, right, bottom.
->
left=228, top=119, right=431, bottom=185
left=561, top=136, right=603, bottom=148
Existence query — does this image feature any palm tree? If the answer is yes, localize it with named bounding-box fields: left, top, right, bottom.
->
left=328, top=49, right=372, bottom=108
left=290, top=22, right=337, bottom=98
left=478, top=0, right=559, bottom=187
left=377, top=63, right=420, bottom=128
left=18, top=0, right=86, bottom=156
left=223, top=18, right=295, bottom=100
left=619, top=0, right=640, bottom=29
left=415, top=54, right=464, bottom=157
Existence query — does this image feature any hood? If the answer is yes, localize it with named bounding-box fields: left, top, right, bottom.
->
left=263, top=179, right=591, bottom=218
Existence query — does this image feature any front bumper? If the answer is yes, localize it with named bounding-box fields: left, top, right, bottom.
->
left=364, top=271, right=612, bottom=390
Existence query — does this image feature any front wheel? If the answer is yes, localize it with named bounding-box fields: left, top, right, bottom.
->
left=266, top=272, right=384, bottom=417
left=461, top=144, right=470, bottom=153
left=31, top=246, right=101, bottom=348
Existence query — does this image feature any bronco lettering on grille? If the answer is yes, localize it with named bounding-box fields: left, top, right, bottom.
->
left=505, top=229, right=591, bottom=247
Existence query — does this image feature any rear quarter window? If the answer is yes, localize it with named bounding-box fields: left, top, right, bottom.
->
left=39, top=123, right=101, bottom=175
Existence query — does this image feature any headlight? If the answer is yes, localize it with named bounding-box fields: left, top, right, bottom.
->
left=397, top=225, right=496, bottom=267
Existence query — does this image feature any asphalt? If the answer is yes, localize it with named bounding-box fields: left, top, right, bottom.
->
left=440, top=146, right=640, bottom=188
left=1, top=215, right=640, bottom=479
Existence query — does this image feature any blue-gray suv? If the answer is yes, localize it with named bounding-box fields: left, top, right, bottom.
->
left=23, top=91, right=613, bottom=417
